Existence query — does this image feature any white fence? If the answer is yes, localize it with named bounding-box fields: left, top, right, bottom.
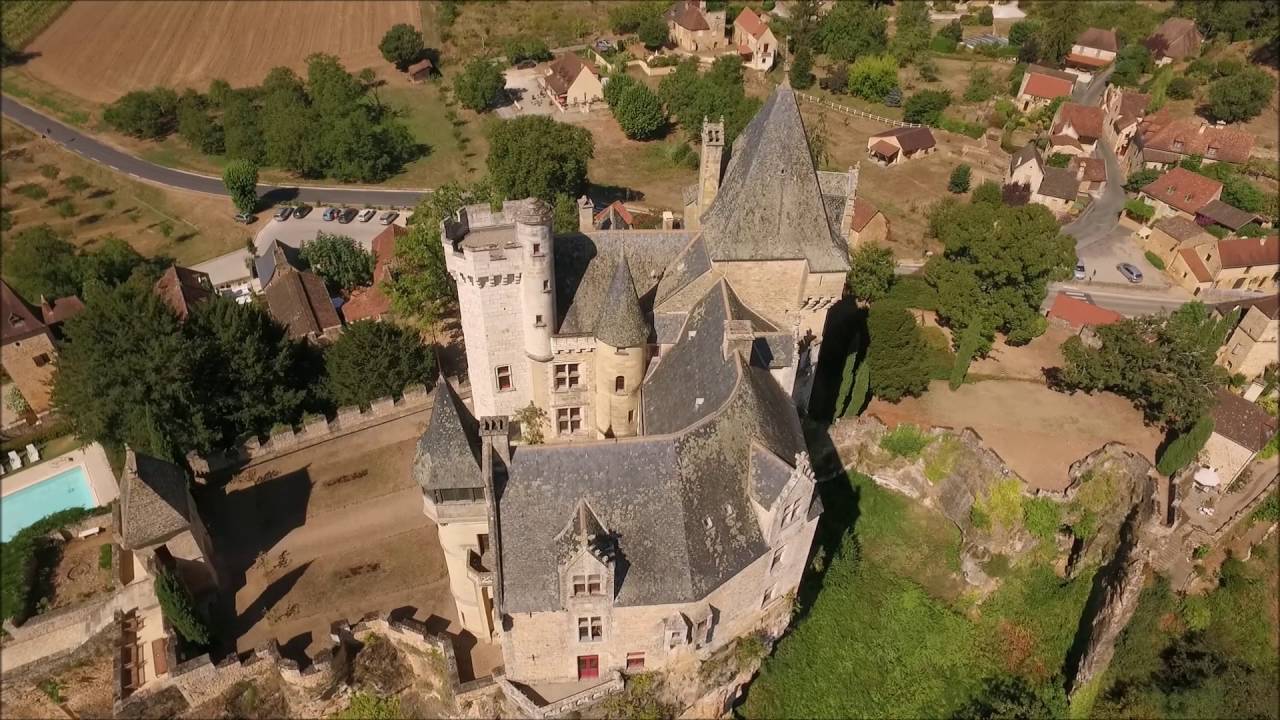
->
left=794, top=92, right=923, bottom=128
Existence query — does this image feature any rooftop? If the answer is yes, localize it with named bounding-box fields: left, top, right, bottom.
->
left=1196, top=199, right=1259, bottom=232
left=1141, top=167, right=1222, bottom=215
left=118, top=449, right=192, bottom=550
left=1211, top=389, right=1278, bottom=453
left=1217, top=235, right=1279, bottom=270
left=1074, top=27, right=1118, bottom=53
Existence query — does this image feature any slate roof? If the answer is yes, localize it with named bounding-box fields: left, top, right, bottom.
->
left=118, top=449, right=191, bottom=550
left=1211, top=389, right=1278, bottom=453
left=153, top=265, right=212, bottom=320
left=1154, top=216, right=1212, bottom=243
left=594, top=251, right=649, bottom=348
left=1038, top=166, right=1081, bottom=201
left=413, top=380, right=482, bottom=492
left=1075, top=27, right=1118, bottom=53
left=698, top=86, right=850, bottom=274
left=1196, top=200, right=1259, bottom=231
left=1217, top=235, right=1279, bottom=269
left=1141, top=168, right=1222, bottom=215
left=666, top=0, right=710, bottom=31
left=554, top=230, right=691, bottom=336
left=1009, top=143, right=1043, bottom=174
left=1, top=281, right=49, bottom=346
left=254, top=239, right=304, bottom=285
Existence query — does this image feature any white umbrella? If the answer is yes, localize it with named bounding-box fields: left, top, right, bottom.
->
left=1193, top=467, right=1221, bottom=487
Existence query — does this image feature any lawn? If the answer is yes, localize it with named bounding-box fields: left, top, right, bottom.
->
left=426, top=0, right=613, bottom=68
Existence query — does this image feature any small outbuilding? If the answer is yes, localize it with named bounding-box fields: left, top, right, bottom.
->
left=866, top=127, right=936, bottom=166
left=406, top=58, right=435, bottom=82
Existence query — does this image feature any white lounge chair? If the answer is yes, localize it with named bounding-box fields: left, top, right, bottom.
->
left=25, top=443, right=39, bottom=463
left=7, top=450, right=21, bottom=470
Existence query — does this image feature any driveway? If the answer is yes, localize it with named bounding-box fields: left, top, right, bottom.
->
left=254, top=211, right=409, bottom=255
left=1072, top=217, right=1172, bottom=288
left=498, top=67, right=556, bottom=117
left=1063, top=137, right=1126, bottom=246
left=1072, top=64, right=1114, bottom=107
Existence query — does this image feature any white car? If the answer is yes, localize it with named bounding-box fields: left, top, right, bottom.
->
left=357, top=209, right=377, bottom=223
left=378, top=211, right=399, bottom=226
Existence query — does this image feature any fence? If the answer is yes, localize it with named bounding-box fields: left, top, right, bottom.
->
left=794, top=92, right=923, bottom=128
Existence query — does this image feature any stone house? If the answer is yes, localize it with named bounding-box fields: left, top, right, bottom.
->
left=255, top=240, right=342, bottom=342
left=1015, top=65, right=1075, bottom=113
left=1073, top=156, right=1108, bottom=197
left=1032, top=167, right=1080, bottom=215
left=1137, top=112, right=1254, bottom=168
left=845, top=197, right=887, bottom=248
left=1214, top=295, right=1279, bottom=382
left=1008, top=143, right=1044, bottom=191
left=733, top=6, right=777, bottom=70
left=420, top=86, right=847, bottom=684
left=406, top=58, right=434, bottom=82
left=1140, top=167, right=1222, bottom=221
left=541, top=53, right=604, bottom=111
left=866, top=126, right=937, bottom=166
left=1202, top=389, right=1277, bottom=485
left=666, top=0, right=727, bottom=53
left=1065, top=27, right=1117, bottom=81
left=1195, top=200, right=1262, bottom=236
left=1145, top=17, right=1202, bottom=65
left=1169, top=234, right=1280, bottom=295
left=152, top=265, right=213, bottom=321
left=1006, top=142, right=1082, bottom=212
left=1049, top=102, right=1105, bottom=157
left=1103, top=86, right=1150, bottom=164
left=1141, top=215, right=1214, bottom=268
left=0, top=280, right=82, bottom=416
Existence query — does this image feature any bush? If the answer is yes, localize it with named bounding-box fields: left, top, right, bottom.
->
left=503, top=36, right=552, bottom=65
left=848, top=54, right=899, bottom=102
left=1047, top=153, right=1072, bottom=168
left=1144, top=250, right=1165, bottom=271
left=612, top=82, right=667, bottom=140
left=1, top=508, right=98, bottom=622
left=14, top=183, right=47, bottom=200
left=98, top=543, right=112, bottom=569
left=1022, top=498, right=1062, bottom=540
left=156, top=568, right=210, bottom=645
left=1124, top=168, right=1161, bottom=193
left=1167, top=76, right=1197, bottom=100
left=971, top=180, right=1002, bottom=206
left=884, top=274, right=938, bottom=310
left=938, top=115, right=984, bottom=138
left=903, top=89, right=952, bottom=125
left=948, top=164, right=972, bottom=193
left=38, top=164, right=59, bottom=179
left=1156, top=415, right=1214, bottom=476
left=974, top=477, right=1023, bottom=531
left=1124, top=198, right=1154, bottom=223
left=54, top=199, right=76, bottom=218
left=880, top=423, right=933, bottom=459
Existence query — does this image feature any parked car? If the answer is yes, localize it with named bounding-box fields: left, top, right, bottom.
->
left=234, top=212, right=255, bottom=224
left=378, top=211, right=399, bottom=226
left=1117, top=263, right=1144, bottom=283
left=357, top=209, right=376, bottom=223
left=322, top=207, right=339, bottom=221
left=273, top=206, right=293, bottom=221
left=338, top=208, right=358, bottom=224
left=1074, top=263, right=1087, bottom=280
left=292, top=204, right=312, bottom=219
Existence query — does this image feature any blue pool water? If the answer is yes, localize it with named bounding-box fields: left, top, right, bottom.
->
left=1, top=465, right=96, bottom=542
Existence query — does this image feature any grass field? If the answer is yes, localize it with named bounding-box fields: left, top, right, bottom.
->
left=0, top=0, right=69, bottom=49
left=425, top=0, right=612, bottom=69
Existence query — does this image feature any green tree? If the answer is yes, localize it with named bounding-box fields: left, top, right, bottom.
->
left=603, top=72, right=639, bottom=107
left=1205, top=66, right=1275, bottom=123
left=819, top=1, right=888, bottom=62
left=2, top=225, right=82, bottom=300
left=553, top=193, right=579, bottom=235
left=503, top=36, right=552, bottom=64
left=325, top=321, right=435, bottom=408
left=890, top=0, right=932, bottom=65
left=971, top=180, right=1002, bottom=206
left=513, top=402, right=548, bottom=444
left=789, top=45, right=816, bottom=89
left=848, top=54, right=898, bottom=102
left=221, top=92, right=265, bottom=162
left=221, top=158, right=259, bottom=214
left=867, top=302, right=934, bottom=401
left=953, top=675, right=1068, bottom=720
left=948, top=164, right=972, bottom=193
left=637, top=14, right=670, bottom=50
left=949, top=324, right=984, bottom=390
left=1008, top=20, right=1038, bottom=46
left=384, top=181, right=483, bottom=325
left=612, top=82, right=667, bottom=140
left=1032, top=0, right=1083, bottom=63
left=1111, top=44, right=1153, bottom=87
left=847, top=244, right=895, bottom=303
left=1167, top=76, right=1197, bottom=100
left=486, top=116, right=594, bottom=201
left=102, top=88, right=178, bottom=139
left=962, top=65, right=995, bottom=102
left=299, top=232, right=374, bottom=293
left=80, top=236, right=153, bottom=288
left=659, top=56, right=760, bottom=145
left=976, top=5, right=993, bottom=25
left=155, top=568, right=209, bottom=645
left=176, top=90, right=223, bottom=155
left=454, top=58, right=505, bottom=112
left=379, top=23, right=424, bottom=70
left=903, top=89, right=952, bottom=125
left=847, top=355, right=871, bottom=417
left=1156, top=415, right=1215, bottom=476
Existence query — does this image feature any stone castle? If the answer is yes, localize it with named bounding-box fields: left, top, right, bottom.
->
left=413, top=86, right=852, bottom=685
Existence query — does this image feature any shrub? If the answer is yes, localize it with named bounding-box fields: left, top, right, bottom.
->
left=903, top=89, right=952, bottom=125
left=1156, top=415, right=1214, bottom=476
left=1047, top=153, right=1072, bottom=168
left=1022, top=498, right=1062, bottom=540
left=337, top=692, right=400, bottom=720
left=1, top=508, right=97, bottom=622
left=975, top=477, right=1023, bottom=531
left=503, top=36, right=552, bottom=65
left=155, top=568, right=210, bottom=645
left=948, top=164, right=972, bottom=193
left=454, top=58, right=505, bottom=112
left=60, top=175, right=90, bottom=194
left=1205, top=67, right=1274, bottom=123
left=38, top=164, right=59, bottom=179
left=848, top=54, right=899, bottom=102
left=98, top=543, right=112, bottom=569
left=1124, top=198, right=1154, bottom=223
left=977, top=6, right=993, bottom=25
left=971, top=180, right=1002, bottom=206
left=1144, top=250, right=1165, bottom=271
left=14, top=183, right=47, bottom=200
left=1253, top=490, right=1279, bottom=522
left=1167, top=76, right=1197, bottom=100
left=1124, top=168, right=1161, bottom=192
left=884, top=274, right=938, bottom=310
left=937, top=115, right=985, bottom=138
left=54, top=199, right=76, bottom=218
left=880, top=424, right=933, bottom=459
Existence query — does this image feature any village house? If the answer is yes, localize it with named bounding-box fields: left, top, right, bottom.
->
left=341, top=225, right=404, bottom=323
left=1065, top=27, right=1118, bottom=81
left=1007, top=142, right=1085, bottom=212
left=1202, top=389, right=1277, bottom=485
left=1140, top=167, right=1222, bottom=221
left=1137, top=112, right=1254, bottom=168
left=733, top=6, right=777, bottom=70
left=1015, top=64, right=1075, bottom=113
left=844, top=197, right=887, bottom=248
left=418, top=87, right=848, bottom=685
left=1145, top=17, right=1203, bottom=65
left=541, top=53, right=605, bottom=111
left=152, top=265, right=213, bottom=321
left=1073, top=157, right=1108, bottom=197
left=1008, top=143, right=1044, bottom=191
left=1050, top=102, right=1105, bottom=156
left=1, top=280, right=84, bottom=417
left=665, top=0, right=727, bottom=53
left=1169, top=234, right=1280, bottom=295
left=1141, top=215, right=1215, bottom=268
left=1214, top=295, right=1279, bottom=382
left=255, top=240, right=342, bottom=342
left=866, top=126, right=937, bottom=166
left=1103, top=86, right=1150, bottom=168
left=1033, top=166, right=1081, bottom=215
left=1195, top=200, right=1262, bottom=237
left=1046, top=293, right=1123, bottom=333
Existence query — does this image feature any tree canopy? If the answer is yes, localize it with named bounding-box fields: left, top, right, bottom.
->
left=890, top=1, right=932, bottom=65
left=300, top=233, right=374, bottom=292
left=1204, top=66, right=1275, bottom=123
left=903, top=90, right=952, bottom=126
left=384, top=181, right=485, bottom=325
left=818, top=0, right=888, bottom=62
left=379, top=23, right=425, bottom=70
left=608, top=78, right=667, bottom=140
left=222, top=159, right=259, bottom=214
left=325, top=320, right=434, bottom=408
left=485, top=115, right=594, bottom=201
left=3, top=226, right=156, bottom=301
left=848, top=55, right=898, bottom=102
left=867, top=302, right=934, bottom=401
left=659, top=56, right=761, bottom=145
left=454, top=58, right=505, bottom=112
left=847, top=244, right=895, bottom=304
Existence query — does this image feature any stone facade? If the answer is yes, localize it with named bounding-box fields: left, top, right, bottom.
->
left=1217, top=304, right=1279, bottom=381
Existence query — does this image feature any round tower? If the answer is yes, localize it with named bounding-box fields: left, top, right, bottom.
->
left=592, top=252, right=648, bottom=438
left=516, top=198, right=555, bottom=364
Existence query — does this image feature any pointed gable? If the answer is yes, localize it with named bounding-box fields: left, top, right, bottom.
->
left=118, top=448, right=191, bottom=550
left=413, top=380, right=482, bottom=491
left=1, top=280, right=49, bottom=346
left=699, top=86, right=850, bottom=274
left=594, top=251, right=648, bottom=348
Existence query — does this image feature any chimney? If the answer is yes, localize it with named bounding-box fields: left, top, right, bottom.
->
left=1197, top=123, right=1206, bottom=135
left=479, top=416, right=511, bottom=465
left=723, top=319, right=754, bottom=362
left=577, top=196, right=595, bottom=233
left=661, top=210, right=675, bottom=230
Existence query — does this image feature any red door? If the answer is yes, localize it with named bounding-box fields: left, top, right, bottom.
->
left=577, top=655, right=599, bottom=680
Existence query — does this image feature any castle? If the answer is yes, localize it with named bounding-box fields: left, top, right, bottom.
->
left=413, top=86, right=853, bottom=684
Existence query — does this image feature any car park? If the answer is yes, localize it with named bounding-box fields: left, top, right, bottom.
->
left=1117, top=263, right=1143, bottom=283
left=1074, top=263, right=1086, bottom=280
left=378, top=211, right=399, bottom=225
left=322, top=207, right=339, bottom=221
left=292, top=205, right=312, bottom=219
left=273, top=206, right=293, bottom=221
left=234, top=212, right=255, bottom=224
left=357, top=209, right=376, bottom=222
left=339, top=208, right=358, bottom=224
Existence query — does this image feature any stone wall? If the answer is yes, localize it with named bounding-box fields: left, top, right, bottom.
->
left=191, top=385, right=431, bottom=475
left=1, top=580, right=157, bottom=675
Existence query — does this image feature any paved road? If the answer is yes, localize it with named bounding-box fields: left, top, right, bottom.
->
left=1063, top=136, right=1126, bottom=245
left=1073, top=64, right=1115, bottom=107
left=1047, top=282, right=1191, bottom=316
left=1, top=94, right=429, bottom=208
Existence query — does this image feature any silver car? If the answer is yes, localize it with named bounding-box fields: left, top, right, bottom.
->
left=1117, top=263, right=1143, bottom=283
left=378, top=211, right=399, bottom=225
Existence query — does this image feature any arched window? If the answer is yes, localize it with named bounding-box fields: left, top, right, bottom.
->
left=615, top=375, right=625, bottom=392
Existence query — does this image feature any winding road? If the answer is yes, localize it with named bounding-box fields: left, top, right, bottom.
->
left=1, top=94, right=429, bottom=208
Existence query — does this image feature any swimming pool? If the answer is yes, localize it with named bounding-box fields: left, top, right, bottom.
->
left=1, top=465, right=97, bottom=542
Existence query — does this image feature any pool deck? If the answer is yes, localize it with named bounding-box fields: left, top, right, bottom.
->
left=0, top=442, right=118, bottom=507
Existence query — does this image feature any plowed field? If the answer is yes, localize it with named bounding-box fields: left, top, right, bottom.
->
left=21, top=0, right=418, bottom=102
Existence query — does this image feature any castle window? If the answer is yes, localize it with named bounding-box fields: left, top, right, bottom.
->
left=615, top=375, right=625, bottom=392
left=626, top=652, right=646, bottom=671
left=668, top=629, right=684, bottom=647
left=587, top=574, right=602, bottom=595
left=496, top=366, right=513, bottom=392
left=572, top=575, right=587, bottom=596
left=781, top=499, right=802, bottom=528
left=557, top=407, right=583, bottom=434
left=694, top=619, right=711, bottom=647
left=554, top=363, right=581, bottom=390
left=535, top=314, right=545, bottom=327
left=532, top=243, right=542, bottom=256
left=577, top=616, right=603, bottom=642
left=770, top=547, right=784, bottom=573
left=761, top=585, right=775, bottom=608
left=571, top=574, right=602, bottom=597
left=543, top=279, right=551, bottom=292
left=435, top=488, right=485, bottom=503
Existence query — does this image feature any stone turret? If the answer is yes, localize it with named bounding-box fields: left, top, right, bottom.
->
left=593, top=252, right=647, bottom=438
left=695, top=116, right=726, bottom=228
left=577, top=195, right=595, bottom=233
left=516, top=198, right=556, bottom=410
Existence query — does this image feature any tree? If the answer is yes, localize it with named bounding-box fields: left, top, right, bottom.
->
left=1167, top=76, right=1197, bottom=100
left=866, top=302, right=933, bottom=401
left=1057, top=302, right=1235, bottom=431
left=948, top=164, right=972, bottom=193
left=300, top=233, right=374, bottom=292
left=819, top=0, right=888, bottom=62
left=949, top=324, right=984, bottom=390
left=221, top=159, right=259, bottom=214
left=604, top=72, right=639, bottom=107
left=637, top=14, right=670, bottom=50
left=903, top=89, right=952, bottom=125
left=890, top=0, right=931, bottom=65
left=2, top=225, right=82, bottom=300
left=847, top=55, right=898, bottom=102
left=384, top=181, right=480, bottom=325
left=221, top=92, right=265, bottom=162
left=379, top=23, right=424, bottom=70
left=1032, top=0, right=1083, bottom=63
left=60, top=175, right=90, bottom=195
left=553, top=193, right=579, bottom=235
left=486, top=115, right=594, bottom=201
left=1156, top=415, right=1215, bottom=475
left=1124, top=168, right=1161, bottom=193
left=513, top=402, right=548, bottom=444
left=1008, top=20, right=1039, bottom=46
left=325, top=320, right=435, bottom=408
left=612, top=82, right=667, bottom=140
left=789, top=45, right=815, bottom=89
left=176, top=90, right=223, bottom=155
left=971, top=180, right=1002, bottom=206
left=102, top=88, right=178, bottom=139
left=954, top=676, right=1068, bottom=720
left=847, top=244, right=895, bottom=303
left=503, top=36, right=552, bottom=65
left=80, top=236, right=153, bottom=288
left=659, top=56, right=760, bottom=145
left=963, top=65, right=996, bottom=102
left=1205, top=67, right=1275, bottom=123
left=939, top=19, right=964, bottom=43
left=454, top=58, right=505, bottom=112
left=1112, top=44, right=1154, bottom=87
left=155, top=569, right=210, bottom=645
left=976, top=5, right=993, bottom=26
left=847, top=356, right=871, bottom=417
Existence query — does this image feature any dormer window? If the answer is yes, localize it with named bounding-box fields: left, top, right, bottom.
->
left=8, top=313, right=23, bottom=327
left=571, top=573, right=603, bottom=596
left=1172, top=139, right=1184, bottom=152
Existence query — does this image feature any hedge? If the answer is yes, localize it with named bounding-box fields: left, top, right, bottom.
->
left=1, top=420, right=72, bottom=454
left=1, top=507, right=102, bottom=622
left=1144, top=251, right=1166, bottom=271
left=1156, top=415, right=1214, bottom=476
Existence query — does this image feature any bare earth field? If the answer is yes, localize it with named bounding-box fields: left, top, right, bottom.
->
left=22, top=1, right=419, bottom=102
